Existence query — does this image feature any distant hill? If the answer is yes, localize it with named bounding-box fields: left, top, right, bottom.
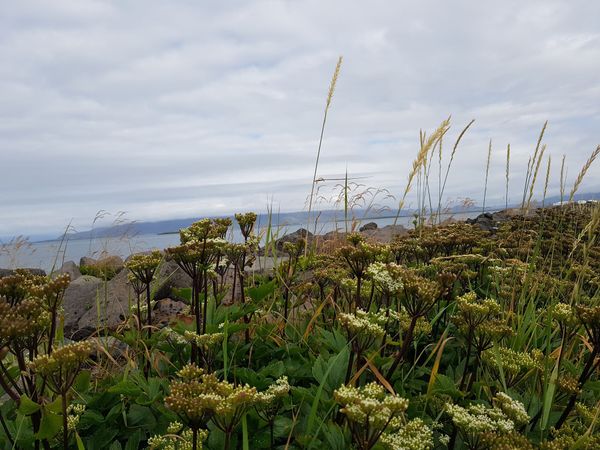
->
left=55, top=192, right=600, bottom=241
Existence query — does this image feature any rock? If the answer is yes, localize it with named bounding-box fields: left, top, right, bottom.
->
left=0, top=268, right=46, bottom=278
left=275, top=228, right=314, bottom=251
left=79, top=257, right=97, bottom=267
left=466, top=211, right=511, bottom=232
left=153, top=258, right=192, bottom=301
left=364, top=224, right=408, bottom=242
left=76, top=268, right=132, bottom=333
left=97, top=255, right=124, bottom=273
left=52, top=261, right=81, bottom=281
left=154, top=298, right=188, bottom=325
left=359, top=222, right=378, bottom=232
left=62, top=275, right=103, bottom=338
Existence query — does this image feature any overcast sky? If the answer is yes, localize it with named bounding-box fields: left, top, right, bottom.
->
left=1, top=0, right=599, bottom=237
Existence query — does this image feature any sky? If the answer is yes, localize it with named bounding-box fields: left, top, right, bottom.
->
left=1, top=0, right=599, bottom=238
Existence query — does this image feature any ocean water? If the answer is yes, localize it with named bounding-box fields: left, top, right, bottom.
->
left=0, top=212, right=481, bottom=272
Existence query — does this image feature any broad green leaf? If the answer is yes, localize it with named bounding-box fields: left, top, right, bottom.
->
left=36, top=409, right=62, bottom=440
left=18, top=395, right=41, bottom=415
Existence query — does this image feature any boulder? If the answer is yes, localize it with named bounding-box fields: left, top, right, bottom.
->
left=466, top=211, right=512, bottom=232
left=79, top=257, right=97, bottom=267
left=53, top=261, right=81, bottom=281
left=154, top=298, right=188, bottom=325
left=76, top=268, right=132, bottom=333
left=275, top=228, right=314, bottom=251
left=153, top=258, right=192, bottom=301
left=62, top=275, right=103, bottom=338
left=359, top=222, right=378, bottom=232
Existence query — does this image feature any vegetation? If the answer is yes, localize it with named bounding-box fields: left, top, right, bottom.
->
left=1, top=198, right=600, bottom=449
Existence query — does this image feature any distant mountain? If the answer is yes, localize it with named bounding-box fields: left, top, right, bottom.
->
left=55, top=192, right=600, bottom=241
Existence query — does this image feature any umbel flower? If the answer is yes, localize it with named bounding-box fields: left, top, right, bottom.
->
left=445, top=395, right=529, bottom=450
left=125, top=250, right=162, bottom=336
left=482, top=346, right=542, bottom=387
left=166, top=365, right=259, bottom=448
left=148, top=422, right=208, bottom=450
left=29, top=340, right=95, bottom=394
left=379, top=417, right=434, bottom=450
left=334, top=382, right=410, bottom=450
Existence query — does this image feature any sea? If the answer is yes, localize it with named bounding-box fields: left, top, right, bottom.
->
left=0, top=212, right=483, bottom=272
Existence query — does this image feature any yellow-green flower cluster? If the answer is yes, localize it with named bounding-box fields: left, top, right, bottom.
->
left=482, top=347, right=540, bottom=375
left=125, top=251, right=162, bottom=284
left=29, top=341, right=95, bottom=377
left=235, top=212, right=257, bottom=240
left=380, top=418, right=434, bottom=450
left=366, top=262, right=404, bottom=294
left=183, top=331, right=224, bottom=348
left=66, top=404, right=86, bottom=431
left=166, top=369, right=258, bottom=429
left=255, top=376, right=290, bottom=406
left=339, top=309, right=387, bottom=338
left=549, top=303, right=578, bottom=328
left=445, top=403, right=515, bottom=435
left=0, top=297, right=50, bottom=342
left=493, top=393, right=530, bottom=425
left=148, top=424, right=207, bottom=450
left=334, top=382, right=409, bottom=429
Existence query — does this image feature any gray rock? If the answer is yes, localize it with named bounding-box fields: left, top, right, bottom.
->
left=359, top=222, right=378, bottom=232
left=154, top=298, right=188, bottom=325
left=275, top=228, right=314, bottom=251
left=79, top=256, right=97, bottom=267
left=53, top=261, right=81, bottom=281
left=63, top=275, right=103, bottom=337
left=153, top=259, right=192, bottom=301
left=76, top=268, right=132, bottom=333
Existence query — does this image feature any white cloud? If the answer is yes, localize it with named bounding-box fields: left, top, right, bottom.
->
left=0, top=0, right=599, bottom=236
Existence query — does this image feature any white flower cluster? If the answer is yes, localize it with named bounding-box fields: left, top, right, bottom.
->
left=256, top=376, right=290, bottom=405
left=334, top=382, right=409, bottom=428
left=367, top=262, right=404, bottom=294
left=148, top=425, right=206, bottom=450
left=339, top=309, right=388, bottom=338
left=183, top=331, right=225, bottom=348
left=445, top=402, right=515, bottom=435
left=380, top=418, right=434, bottom=450
left=493, top=392, right=530, bottom=425
left=66, top=404, right=86, bottom=431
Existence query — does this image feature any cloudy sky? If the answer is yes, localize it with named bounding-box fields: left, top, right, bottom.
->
left=1, top=0, right=599, bottom=238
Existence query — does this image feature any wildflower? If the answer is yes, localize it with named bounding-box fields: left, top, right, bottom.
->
left=30, top=341, right=95, bottom=396
left=482, top=347, right=539, bottom=386
left=380, top=418, right=434, bottom=450
left=493, top=393, right=530, bottom=425
left=255, top=376, right=290, bottom=407
left=235, top=212, right=257, bottom=241
left=366, top=262, right=404, bottom=295
left=334, top=382, right=410, bottom=450
left=183, top=331, right=224, bottom=348
left=65, top=404, right=86, bottom=432
left=148, top=426, right=207, bottom=450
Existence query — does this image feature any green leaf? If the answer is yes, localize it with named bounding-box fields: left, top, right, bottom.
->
left=125, top=430, right=143, bottom=450
left=18, top=395, right=41, bottom=415
left=108, top=380, right=143, bottom=398
left=108, top=441, right=122, bottom=450
left=36, top=409, right=62, bottom=440
left=45, top=397, right=63, bottom=414
left=73, top=370, right=92, bottom=393
left=75, top=432, right=86, bottom=450
left=127, top=404, right=156, bottom=430
left=246, top=280, right=276, bottom=303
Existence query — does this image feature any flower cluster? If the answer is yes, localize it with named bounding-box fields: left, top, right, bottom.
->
left=366, top=262, right=404, bottom=295
left=66, top=404, right=86, bottom=431
left=334, top=382, right=410, bottom=450
left=148, top=422, right=207, bottom=450
left=492, top=392, right=530, bottom=425
left=183, top=331, right=224, bottom=348
left=166, top=367, right=259, bottom=431
left=255, top=376, right=290, bottom=406
left=379, top=417, right=434, bottom=450
left=339, top=309, right=387, bottom=338
left=29, top=340, right=94, bottom=378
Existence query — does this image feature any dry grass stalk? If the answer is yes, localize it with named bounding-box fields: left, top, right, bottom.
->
left=559, top=154, right=566, bottom=203
left=306, top=56, right=343, bottom=255
left=482, top=139, right=492, bottom=213
left=521, top=121, right=548, bottom=208
left=542, top=155, right=552, bottom=206
left=526, top=144, right=547, bottom=212
left=505, top=143, right=511, bottom=209
left=394, top=117, right=451, bottom=226
left=569, top=145, right=600, bottom=202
